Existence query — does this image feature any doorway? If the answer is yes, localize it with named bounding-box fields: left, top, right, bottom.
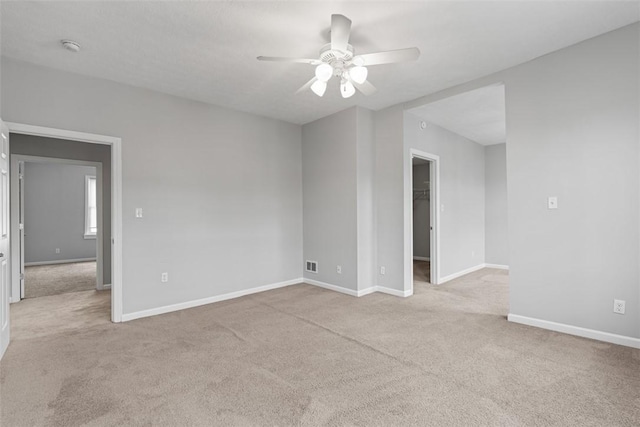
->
left=407, top=149, right=440, bottom=293
left=6, top=123, right=123, bottom=327
left=404, top=83, right=508, bottom=300
left=13, top=157, right=103, bottom=300
left=412, top=157, right=431, bottom=284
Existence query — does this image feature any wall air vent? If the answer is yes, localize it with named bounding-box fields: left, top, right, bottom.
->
left=305, top=260, right=318, bottom=273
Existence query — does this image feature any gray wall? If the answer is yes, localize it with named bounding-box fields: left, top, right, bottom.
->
left=2, top=58, right=303, bottom=315
left=401, top=23, right=639, bottom=338
left=504, top=24, right=639, bottom=338
left=24, top=162, right=97, bottom=264
left=374, top=106, right=405, bottom=289
left=412, top=163, right=430, bottom=259
left=484, top=144, right=508, bottom=266
left=404, top=117, right=486, bottom=279
left=12, top=134, right=112, bottom=283
left=302, top=107, right=358, bottom=290
left=356, top=108, right=376, bottom=290
left=302, top=106, right=375, bottom=292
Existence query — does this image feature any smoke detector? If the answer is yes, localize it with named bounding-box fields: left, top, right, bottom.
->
left=61, top=40, right=81, bottom=53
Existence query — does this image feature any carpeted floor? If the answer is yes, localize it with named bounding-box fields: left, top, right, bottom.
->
left=414, top=259, right=430, bottom=283
left=24, top=261, right=97, bottom=298
left=1, top=268, right=639, bottom=426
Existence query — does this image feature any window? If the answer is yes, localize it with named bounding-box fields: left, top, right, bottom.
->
left=84, top=175, right=97, bottom=239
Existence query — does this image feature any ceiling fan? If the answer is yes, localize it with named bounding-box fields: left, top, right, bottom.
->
left=257, top=14, right=420, bottom=98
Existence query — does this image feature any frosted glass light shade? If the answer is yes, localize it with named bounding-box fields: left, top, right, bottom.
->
left=340, top=80, right=356, bottom=98
left=315, top=63, right=333, bottom=82
left=348, top=66, right=368, bottom=84
left=311, top=80, right=327, bottom=97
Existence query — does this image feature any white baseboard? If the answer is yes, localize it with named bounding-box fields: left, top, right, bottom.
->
left=303, top=278, right=360, bottom=297
left=508, top=314, right=640, bottom=349
left=121, top=277, right=303, bottom=322
left=25, top=257, right=96, bottom=267
left=99, top=283, right=111, bottom=290
left=122, top=277, right=416, bottom=322
left=376, top=286, right=413, bottom=297
left=439, top=264, right=486, bottom=284
left=413, top=256, right=430, bottom=262
left=357, top=286, right=378, bottom=297
left=484, top=263, right=509, bottom=270
left=438, top=263, right=510, bottom=284
left=305, top=279, right=412, bottom=298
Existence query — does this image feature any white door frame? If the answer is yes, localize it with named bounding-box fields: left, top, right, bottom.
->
left=1, top=120, right=11, bottom=360
left=406, top=149, right=441, bottom=294
left=11, top=155, right=104, bottom=298
left=7, top=123, right=123, bottom=322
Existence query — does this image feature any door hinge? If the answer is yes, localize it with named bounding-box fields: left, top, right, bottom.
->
left=19, top=223, right=24, bottom=230
left=20, top=273, right=24, bottom=280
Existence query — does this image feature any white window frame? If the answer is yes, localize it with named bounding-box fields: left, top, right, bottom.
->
left=84, top=175, right=97, bottom=239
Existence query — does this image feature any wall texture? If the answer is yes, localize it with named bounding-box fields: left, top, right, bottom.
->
left=302, top=106, right=376, bottom=293
left=374, top=106, right=405, bottom=290
left=404, top=117, right=486, bottom=280
left=23, top=162, right=97, bottom=264
left=2, top=58, right=303, bottom=315
left=401, top=23, right=639, bottom=339
left=302, top=107, right=358, bottom=290
left=12, top=135, right=111, bottom=283
left=484, top=143, right=508, bottom=266
left=412, top=163, right=430, bottom=259
left=356, top=107, right=376, bottom=291
left=503, top=24, right=639, bottom=338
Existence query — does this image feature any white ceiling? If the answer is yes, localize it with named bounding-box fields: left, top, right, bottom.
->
left=409, top=84, right=506, bottom=146
left=1, top=1, right=638, bottom=125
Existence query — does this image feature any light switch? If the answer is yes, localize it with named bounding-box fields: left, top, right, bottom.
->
left=548, top=197, right=558, bottom=209
left=135, top=208, right=143, bottom=218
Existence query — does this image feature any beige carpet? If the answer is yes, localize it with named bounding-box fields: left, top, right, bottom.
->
left=25, top=261, right=97, bottom=298
left=414, top=259, right=431, bottom=283
left=1, top=268, right=639, bottom=426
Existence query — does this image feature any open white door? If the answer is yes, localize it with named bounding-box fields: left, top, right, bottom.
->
left=0, top=119, right=11, bottom=360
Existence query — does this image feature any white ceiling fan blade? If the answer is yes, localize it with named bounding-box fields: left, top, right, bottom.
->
left=353, top=47, right=420, bottom=66
left=296, top=77, right=317, bottom=94
left=331, top=14, right=352, bottom=53
left=352, top=79, right=377, bottom=96
left=257, top=56, right=321, bottom=65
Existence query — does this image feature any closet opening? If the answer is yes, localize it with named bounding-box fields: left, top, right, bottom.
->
left=412, top=156, right=433, bottom=284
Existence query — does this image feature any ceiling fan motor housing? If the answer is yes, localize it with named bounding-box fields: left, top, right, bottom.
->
left=319, top=43, right=354, bottom=64
left=319, top=43, right=355, bottom=78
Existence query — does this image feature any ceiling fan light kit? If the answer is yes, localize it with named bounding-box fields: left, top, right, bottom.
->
left=340, top=80, right=356, bottom=98
left=311, top=80, right=328, bottom=97
left=258, top=14, right=420, bottom=98
left=348, top=66, right=368, bottom=84
left=315, top=63, right=333, bottom=82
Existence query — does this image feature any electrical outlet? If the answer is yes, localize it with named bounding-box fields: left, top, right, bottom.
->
left=548, top=196, right=558, bottom=209
left=135, top=208, right=143, bottom=218
left=336, top=265, right=342, bottom=274
left=161, top=272, right=169, bottom=283
left=613, top=299, right=625, bottom=315
left=55, top=248, right=60, bottom=254
left=380, top=266, right=386, bottom=275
